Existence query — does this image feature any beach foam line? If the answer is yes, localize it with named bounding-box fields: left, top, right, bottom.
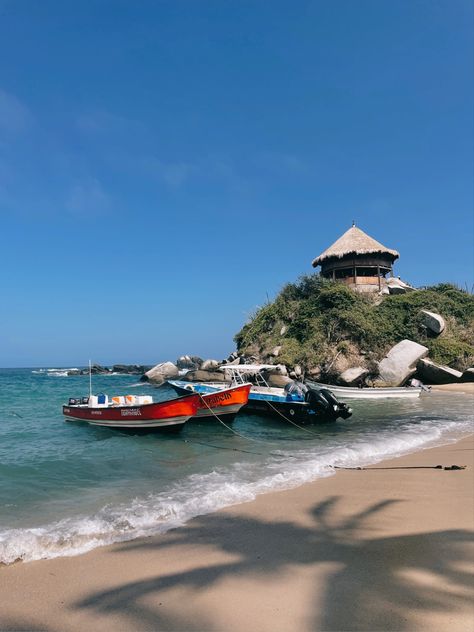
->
left=1, top=420, right=471, bottom=566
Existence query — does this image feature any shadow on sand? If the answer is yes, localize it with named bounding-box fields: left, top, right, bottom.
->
left=74, top=497, right=473, bottom=631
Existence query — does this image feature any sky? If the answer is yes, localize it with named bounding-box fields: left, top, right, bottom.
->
left=0, top=0, right=472, bottom=367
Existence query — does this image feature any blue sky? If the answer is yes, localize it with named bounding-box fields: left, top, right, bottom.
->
left=0, top=0, right=472, bottom=367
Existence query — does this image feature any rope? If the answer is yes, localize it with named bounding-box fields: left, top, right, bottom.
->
left=197, top=394, right=281, bottom=445
left=194, top=395, right=298, bottom=459
left=333, top=464, right=467, bottom=471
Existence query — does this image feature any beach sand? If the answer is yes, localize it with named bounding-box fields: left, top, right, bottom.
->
left=1, top=435, right=473, bottom=632
left=431, top=382, right=474, bottom=394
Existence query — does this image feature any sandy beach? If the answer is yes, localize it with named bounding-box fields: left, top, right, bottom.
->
left=1, top=434, right=473, bottom=632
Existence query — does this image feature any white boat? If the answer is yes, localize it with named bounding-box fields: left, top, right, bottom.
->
left=306, top=381, right=423, bottom=400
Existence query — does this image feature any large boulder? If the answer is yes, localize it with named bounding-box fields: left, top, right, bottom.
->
left=417, top=358, right=462, bottom=384
left=385, top=277, right=416, bottom=294
left=375, top=340, right=429, bottom=386
left=176, top=355, right=203, bottom=370
left=144, top=361, right=179, bottom=384
left=338, top=367, right=369, bottom=386
left=201, top=359, right=220, bottom=371
left=420, top=310, right=445, bottom=336
left=261, top=365, right=291, bottom=387
left=182, top=369, right=228, bottom=383
left=460, top=368, right=474, bottom=383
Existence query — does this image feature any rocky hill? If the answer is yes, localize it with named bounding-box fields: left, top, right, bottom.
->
left=234, top=276, right=474, bottom=385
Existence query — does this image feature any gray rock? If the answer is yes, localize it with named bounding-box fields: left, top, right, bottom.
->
left=182, top=370, right=228, bottom=383
left=307, top=366, right=322, bottom=380
left=417, top=358, right=462, bottom=384
left=386, top=278, right=416, bottom=294
left=293, top=364, right=302, bottom=377
left=375, top=340, right=429, bottom=386
left=201, top=359, right=220, bottom=371
left=224, top=356, right=241, bottom=365
left=270, top=346, right=282, bottom=357
left=420, top=310, right=445, bottom=336
left=145, top=361, right=179, bottom=384
left=112, top=364, right=147, bottom=374
left=338, top=367, right=369, bottom=386
left=460, top=368, right=474, bottom=383
left=280, top=325, right=287, bottom=336
left=263, top=372, right=292, bottom=388
left=176, top=355, right=203, bottom=370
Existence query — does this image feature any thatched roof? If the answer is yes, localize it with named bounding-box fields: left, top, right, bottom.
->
left=312, top=225, right=399, bottom=267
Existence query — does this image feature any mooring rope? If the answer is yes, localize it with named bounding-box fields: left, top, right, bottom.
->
left=192, top=395, right=300, bottom=459
left=333, top=464, right=467, bottom=471
left=197, top=394, right=281, bottom=445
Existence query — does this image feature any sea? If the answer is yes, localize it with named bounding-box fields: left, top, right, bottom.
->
left=0, top=367, right=472, bottom=565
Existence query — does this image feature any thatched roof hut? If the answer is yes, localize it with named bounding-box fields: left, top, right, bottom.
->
left=312, top=224, right=399, bottom=293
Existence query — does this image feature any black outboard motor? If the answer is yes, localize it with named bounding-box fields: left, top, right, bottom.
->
left=305, top=386, right=352, bottom=421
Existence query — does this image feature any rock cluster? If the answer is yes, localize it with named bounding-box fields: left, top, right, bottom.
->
left=132, top=304, right=472, bottom=389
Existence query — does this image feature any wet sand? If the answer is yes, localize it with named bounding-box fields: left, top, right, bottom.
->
left=1, top=435, right=473, bottom=632
left=431, top=382, right=474, bottom=394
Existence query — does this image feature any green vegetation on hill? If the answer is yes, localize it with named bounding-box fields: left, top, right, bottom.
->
left=234, top=276, right=474, bottom=379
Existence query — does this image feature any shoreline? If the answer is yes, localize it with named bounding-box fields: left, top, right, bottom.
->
left=1, top=433, right=473, bottom=631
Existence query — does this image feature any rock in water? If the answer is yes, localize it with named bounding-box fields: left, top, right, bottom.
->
left=420, top=310, right=446, bottom=336
left=417, top=358, right=462, bottom=384
left=375, top=340, right=428, bottom=386
left=144, top=362, right=179, bottom=384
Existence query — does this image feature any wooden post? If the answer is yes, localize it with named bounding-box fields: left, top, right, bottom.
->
left=332, top=269, right=335, bottom=281
left=377, top=264, right=381, bottom=290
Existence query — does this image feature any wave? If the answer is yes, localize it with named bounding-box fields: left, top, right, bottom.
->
left=32, top=368, right=80, bottom=377
left=1, top=420, right=470, bottom=566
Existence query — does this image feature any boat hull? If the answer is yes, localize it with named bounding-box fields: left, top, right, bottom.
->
left=195, top=384, right=251, bottom=419
left=243, top=398, right=343, bottom=423
left=306, top=381, right=422, bottom=400
left=62, top=394, right=200, bottom=430
left=168, top=382, right=251, bottom=420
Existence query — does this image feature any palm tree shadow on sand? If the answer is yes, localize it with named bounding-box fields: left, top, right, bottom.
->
left=74, top=497, right=474, bottom=631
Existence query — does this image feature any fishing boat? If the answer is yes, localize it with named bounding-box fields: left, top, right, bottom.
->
left=305, top=381, right=424, bottom=400
left=170, top=383, right=252, bottom=420
left=63, top=392, right=200, bottom=430
left=170, top=365, right=352, bottom=423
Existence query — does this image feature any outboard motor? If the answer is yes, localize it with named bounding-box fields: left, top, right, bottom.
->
left=305, top=386, right=352, bottom=421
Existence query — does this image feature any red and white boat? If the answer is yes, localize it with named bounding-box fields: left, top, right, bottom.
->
left=193, top=383, right=251, bottom=419
left=63, top=392, right=200, bottom=430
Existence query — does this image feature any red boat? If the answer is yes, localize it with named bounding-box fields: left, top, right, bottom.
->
left=62, top=392, right=200, bottom=430
left=195, top=383, right=251, bottom=419
left=168, top=383, right=251, bottom=420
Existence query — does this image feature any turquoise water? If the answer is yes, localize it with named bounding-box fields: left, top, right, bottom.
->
left=0, top=368, right=472, bottom=564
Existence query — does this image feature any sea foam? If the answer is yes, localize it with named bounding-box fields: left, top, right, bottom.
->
left=0, top=418, right=470, bottom=565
